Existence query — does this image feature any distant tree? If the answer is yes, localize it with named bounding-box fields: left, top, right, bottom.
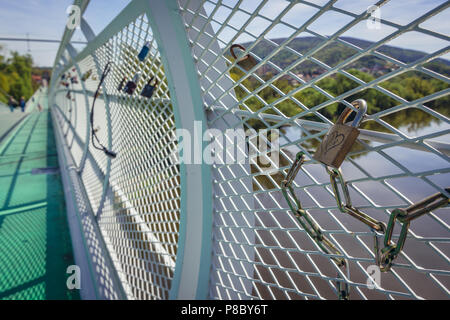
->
left=0, top=49, right=34, bottom=102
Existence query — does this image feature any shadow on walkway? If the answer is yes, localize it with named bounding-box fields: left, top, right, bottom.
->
left=0, top=106, right=79, bottom=300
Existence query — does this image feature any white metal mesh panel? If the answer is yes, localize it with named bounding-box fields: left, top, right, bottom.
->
left=49, top=0, right=450, bottom=300
left=52, top=12, right=181, bottom=300
left=178, top=0, right=450, bottom=300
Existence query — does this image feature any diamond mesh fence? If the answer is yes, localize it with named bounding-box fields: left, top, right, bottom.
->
left=50, top=0, right=449, bottom=300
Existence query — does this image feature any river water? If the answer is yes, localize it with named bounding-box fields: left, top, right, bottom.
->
left=245, top=112, right=450, bottom=300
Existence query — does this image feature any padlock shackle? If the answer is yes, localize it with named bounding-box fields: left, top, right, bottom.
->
left=336, top=99, right=367, bottom=127
left=230, top=44, right=251, bottom=62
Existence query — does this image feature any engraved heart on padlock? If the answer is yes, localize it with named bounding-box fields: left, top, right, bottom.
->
left=323, top=131, right=345, bottom=154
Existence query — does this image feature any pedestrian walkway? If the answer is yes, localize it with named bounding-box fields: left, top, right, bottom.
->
left=0, top=90, right=79, bottom=300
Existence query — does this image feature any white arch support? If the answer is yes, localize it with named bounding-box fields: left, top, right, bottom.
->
left=145, top=0, right=214, bottom=300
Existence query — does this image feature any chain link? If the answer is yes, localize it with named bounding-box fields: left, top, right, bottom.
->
left=326, top=167, right=386, bottom=232
left=336, top=263, right=350, bottom=300
left=380, top=188, right=450, bottom=272
left=326, top=166, right=450, bottom=272
left=326, top=166, right=388, bottom=277
left=281, top=152, right=349, bottom=299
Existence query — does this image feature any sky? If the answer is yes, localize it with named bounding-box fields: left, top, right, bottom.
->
left=210, top=0, right=449, bottom=58
left=0, top=0, right=130, bottom=67
left=0, top=0, right=448, bottom=67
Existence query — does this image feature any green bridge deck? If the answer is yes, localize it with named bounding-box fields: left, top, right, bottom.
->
left=0, top=90, right=79, bottom=300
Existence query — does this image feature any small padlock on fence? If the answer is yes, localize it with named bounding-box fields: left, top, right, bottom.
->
left=138, top=41, right=151, bottom=62
left=230, top=44, right=257, bottom=71
left=141, top=77, right=158, bottom=99
left=82, top=69, right=92, bottom=82
left=123, top=72, right=141, bottom=95
left=313, top=99, right=367, bottom=168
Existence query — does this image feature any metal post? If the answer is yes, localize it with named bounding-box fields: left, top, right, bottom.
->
left=145, top=0, right=213, bottom=300
left=180, top=0, right=256, bottom=299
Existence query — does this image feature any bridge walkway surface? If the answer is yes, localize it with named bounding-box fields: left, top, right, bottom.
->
left=0, top=89, right=79, bottom=300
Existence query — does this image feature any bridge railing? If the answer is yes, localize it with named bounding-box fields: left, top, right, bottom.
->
left=49, top=0, right=450, bottom=300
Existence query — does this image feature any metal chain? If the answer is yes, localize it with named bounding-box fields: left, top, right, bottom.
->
left=326, top=166, right=450, bottom=272
left=336, top=262, right=350, bottom=300
left=326, top=166, right=387, bottom=275
left=379, top=188, right=450, bottom=272
left=326, top=167, right=386, bottom=233
left=282, top=151, right=449, bottom=298
left=281, top=152, right=349, bottom=299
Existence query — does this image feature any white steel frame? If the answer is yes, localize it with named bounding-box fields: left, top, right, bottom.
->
left=49, top=0, right=450, bottom=300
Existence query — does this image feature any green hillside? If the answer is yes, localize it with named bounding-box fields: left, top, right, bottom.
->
left=247, top=36, right=450, bottom=78
left=231, top=37, right=449, bottom=132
